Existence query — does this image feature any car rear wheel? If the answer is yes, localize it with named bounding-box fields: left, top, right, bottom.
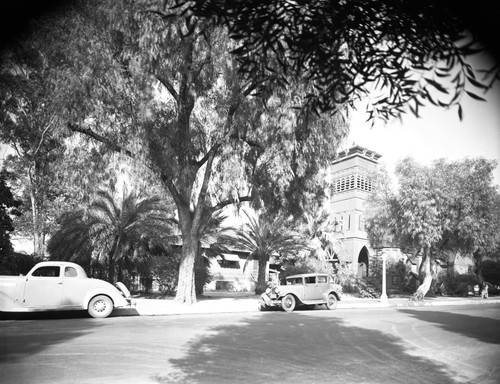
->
left=88, top=295, right=113, bottom=318
left=282, top=294, right=296, bottom=312
left=326, top=293, right=338, bottom=310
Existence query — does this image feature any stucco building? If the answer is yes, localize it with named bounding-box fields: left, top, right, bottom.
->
left=327, top=145, right=382, bottom=278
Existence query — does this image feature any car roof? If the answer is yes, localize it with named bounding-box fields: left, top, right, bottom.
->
left=286, top=273, right=328, bottom=279
left=35, top=261, right=81, bottom=268
left=33, top=261, right=87, bottom=275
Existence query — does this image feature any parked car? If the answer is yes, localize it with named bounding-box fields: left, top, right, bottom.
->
left=258, top=273, right=342, bottom=312
left=0, top=261, right=132, bottom=318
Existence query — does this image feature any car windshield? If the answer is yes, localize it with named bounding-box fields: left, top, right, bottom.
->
left=317, top=276, right=328, bottom=283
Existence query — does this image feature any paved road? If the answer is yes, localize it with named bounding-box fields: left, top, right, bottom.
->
left=1, top=304, right=499, bottom=384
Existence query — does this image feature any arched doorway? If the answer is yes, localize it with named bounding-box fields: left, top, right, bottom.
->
left=358, top=246, right=369, bottom=278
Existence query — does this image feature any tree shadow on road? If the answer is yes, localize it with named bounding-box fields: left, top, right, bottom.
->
left=0, top=310, right=90, bottom=321
left=398, top=309, right=500, bottom=344
left=156, top=313, right=461, bottom=384
left=0, top=316, right=104, bottom=363
left=0, top=307, right=139, bottom=321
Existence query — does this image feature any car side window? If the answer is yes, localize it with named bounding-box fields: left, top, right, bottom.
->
left=317, top=276, right=327, bottom=284
left=305, top=276, right=316, bottom=284
left=64, top=267, right=78, bottom=277
left=31, top=266, right=60, bottom=277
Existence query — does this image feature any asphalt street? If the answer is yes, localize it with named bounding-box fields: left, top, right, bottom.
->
left=1, top=304, right=499, bottom=384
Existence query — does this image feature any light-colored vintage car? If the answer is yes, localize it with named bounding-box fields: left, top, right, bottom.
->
left=258, top=273, right=342, bottom=312
left=0, top=261, right=132, bottom=318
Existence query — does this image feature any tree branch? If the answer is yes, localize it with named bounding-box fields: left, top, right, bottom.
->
left=192, top=143, right=220, bottom=229
left=212, top=192, right=255, bottom=212
left=68, top=122, right=186, bottom=208
left=156, top=74, right=179, bottom=102
left=67, top=122, right=134, bottom=158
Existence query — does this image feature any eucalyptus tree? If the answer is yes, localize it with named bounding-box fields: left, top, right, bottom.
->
left=0, top=42, right=69, bottom=256
left=186, top=0, right=498, bottom=121
left=365, top=157, right=500, bottom=299
left=47, top=189, right=176, bottom=282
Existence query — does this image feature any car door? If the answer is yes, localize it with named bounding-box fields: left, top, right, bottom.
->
left=23, top=265, right=63, bottom=308
left=303, top=276, right=322, bottom=300
left=61, top=265, right=86, bottom=307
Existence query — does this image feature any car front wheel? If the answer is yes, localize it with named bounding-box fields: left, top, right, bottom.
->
left=326, top=293, right=338, bottom=310
left=88, top=295, right=113, bottom=318
left=282, top=294, right=296, bottom=312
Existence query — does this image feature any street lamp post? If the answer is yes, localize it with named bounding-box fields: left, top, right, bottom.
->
left=380, top=253, right=388, bottom=302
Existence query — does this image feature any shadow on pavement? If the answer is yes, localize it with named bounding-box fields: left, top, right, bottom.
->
left=0, top=315, right=105, bottom=363
left=156, top=313, right=460, bottom=384
left=0, top=306, right=139, bottom=320
left=398, top=309, right=500, bottom=344
left=0, top=310, right=90, bottom=321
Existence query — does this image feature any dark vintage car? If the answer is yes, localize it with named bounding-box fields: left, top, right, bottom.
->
left=258, top=273, right=342, bottom=312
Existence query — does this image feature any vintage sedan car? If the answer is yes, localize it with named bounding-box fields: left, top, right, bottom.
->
left=258, top=273, right=342, bottom=312
left=0, top=261, right=132, bottom=318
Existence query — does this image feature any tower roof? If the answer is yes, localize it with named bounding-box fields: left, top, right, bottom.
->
left=332, top=145, right=382, bottom=165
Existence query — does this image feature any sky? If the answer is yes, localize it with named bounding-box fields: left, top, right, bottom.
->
left=342, top=66, right=500, bottom=187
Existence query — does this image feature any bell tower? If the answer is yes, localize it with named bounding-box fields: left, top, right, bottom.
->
left=328, top=145, right=381, bottom=277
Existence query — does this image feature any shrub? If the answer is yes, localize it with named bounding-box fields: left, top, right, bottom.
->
left=334, top=262, right=359, bottom=293
left=140, top=253, right=180, bottom=295
left=369, top=257, right=409, bottom=292
left=195, top=256, right=212, bottom=295
left=442, top=273, right=479, bottom=296
left=481, top=259, right=500, bottom=285
left=280, top=257, right=331, bottom=281
left=0, top=252, right=38, bottom=275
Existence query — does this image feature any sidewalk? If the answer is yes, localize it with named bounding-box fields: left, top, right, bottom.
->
left=125, top=292, right=500, bottom=317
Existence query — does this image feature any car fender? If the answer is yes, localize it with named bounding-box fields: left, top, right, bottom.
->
left=82, top=286, right=128, bottom=309
left=323, top=290, right=340, bottom=302
left=115, top=282, right=131, bottom=298
left=275, top=286, right=305, bottom=304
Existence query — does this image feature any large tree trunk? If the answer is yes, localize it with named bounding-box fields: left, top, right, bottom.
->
left=473, top=250, right=485, bottom=287
left=30, top=186, right=42, bottom=257
left=411, top=247, right=433, bottom=301
left=175, top=234, right=198, bottom=304
left=256, top=255, right=269, bottom=294
left=108, top=254, right=115, bottom=283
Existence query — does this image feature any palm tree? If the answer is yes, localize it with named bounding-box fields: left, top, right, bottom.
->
left=301, top=210, right=347, bottom=267
left=301, top=210, right=331, bottom=241
left=47, top=189, right=175, bottom=282
left=233, top=211, right=308, bottom=294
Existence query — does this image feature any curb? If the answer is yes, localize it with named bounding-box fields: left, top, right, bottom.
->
left=128, top=296, right=500, bottom=317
